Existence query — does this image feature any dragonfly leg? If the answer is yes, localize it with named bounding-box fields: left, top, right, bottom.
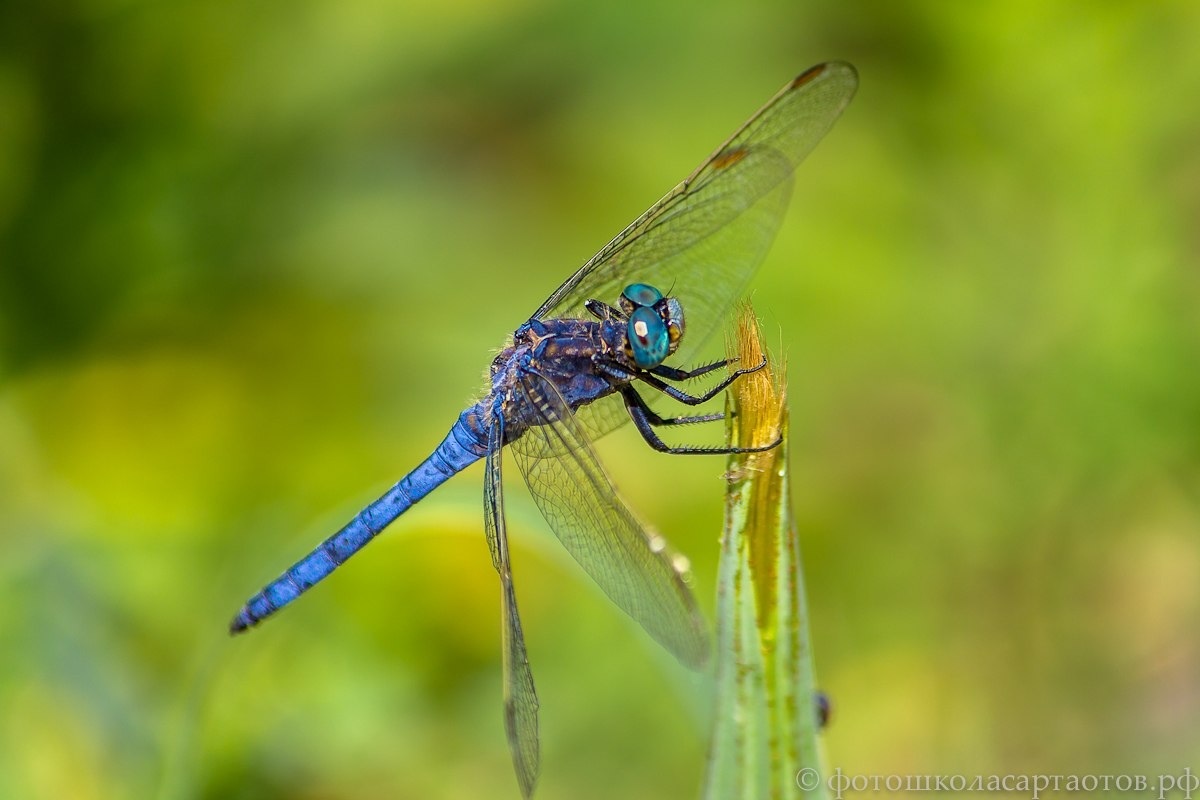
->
left=649, top=353, right=764, bottom=382
left=622, top=385, right=725, bottom=426
left=642, top=361, right=759, bottom=405
left=620, top=386, right=780, bottom=454
left=595, top=353, right=766, bottom=406
left=645, top=354, right=767, bottom=403
left=592, top=359, right=700, bottom=407
left=596, top=359, right=727, bottom=406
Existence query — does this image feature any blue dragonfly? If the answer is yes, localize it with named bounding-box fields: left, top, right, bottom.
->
left=231, top=61, right=856, bottom=797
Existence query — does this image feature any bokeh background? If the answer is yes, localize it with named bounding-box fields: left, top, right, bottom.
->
left=2, top=2, right=1198, bottom=798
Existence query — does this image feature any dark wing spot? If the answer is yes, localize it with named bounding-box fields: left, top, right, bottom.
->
left=791, top=62, right=828, bottom=89
left=711, top=147, right=748, bottom=170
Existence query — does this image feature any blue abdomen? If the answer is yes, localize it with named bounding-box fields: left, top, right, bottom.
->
left=230, top=408, right=489, bottom=632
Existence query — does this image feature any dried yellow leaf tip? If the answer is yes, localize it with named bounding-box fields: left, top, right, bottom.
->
left=724, top=303, right=788, bottom=629
left=725, top=303, right=787, bottom=458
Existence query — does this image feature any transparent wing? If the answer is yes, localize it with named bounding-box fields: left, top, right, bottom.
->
left=509, top=369, right=709, bottom=668
left=564, top=392, right=629, bottom=448
left=533, top=62, right=857, bottom=370
left=484, top=418, right=539, bottom=799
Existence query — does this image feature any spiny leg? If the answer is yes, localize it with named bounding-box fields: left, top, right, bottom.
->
left=649, top=353, right=765, bottom=382
left=604, top=352, right=763, bottom=388
left=597, top=357, right=766, bottom=407
left=638, top=358, right=766, bottom=405
left=595, top=360, right=700, bottom=406
left=619, top=386, right=780, bottom=455
left=613, top=379, right=727, bottom=427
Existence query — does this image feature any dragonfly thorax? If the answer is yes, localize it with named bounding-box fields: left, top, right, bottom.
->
left=619, top=283, right=685, bottom=369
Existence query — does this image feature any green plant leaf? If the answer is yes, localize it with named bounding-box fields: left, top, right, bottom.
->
left=704, top=304, right=828, bottom=800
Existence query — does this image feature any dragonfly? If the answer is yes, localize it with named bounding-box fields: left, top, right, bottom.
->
left=230, top=61, right=857, bottom=798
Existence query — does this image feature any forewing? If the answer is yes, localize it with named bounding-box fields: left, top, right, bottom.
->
left=533, top=62, right=858, bottom=365
left=484, top=418, right=540, bottom=799
left=509, top=369, right=709, bottom=668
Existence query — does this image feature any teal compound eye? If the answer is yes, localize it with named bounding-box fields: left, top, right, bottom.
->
left=626, top=306, right=670, bottom=368
left=619, top=283, right=664, bottom=314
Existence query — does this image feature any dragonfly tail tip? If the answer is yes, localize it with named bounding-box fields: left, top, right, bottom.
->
left=228, top=610, right=253, bottom=635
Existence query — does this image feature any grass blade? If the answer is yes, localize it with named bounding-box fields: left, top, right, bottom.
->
left=703, top=304, right=828, bottom=800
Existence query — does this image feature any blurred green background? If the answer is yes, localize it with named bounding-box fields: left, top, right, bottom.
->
left=2, top=2, right=1198, bottom=798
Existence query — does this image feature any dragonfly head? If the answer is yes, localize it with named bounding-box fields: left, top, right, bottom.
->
left=620, top=283, right=685, bottom=369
